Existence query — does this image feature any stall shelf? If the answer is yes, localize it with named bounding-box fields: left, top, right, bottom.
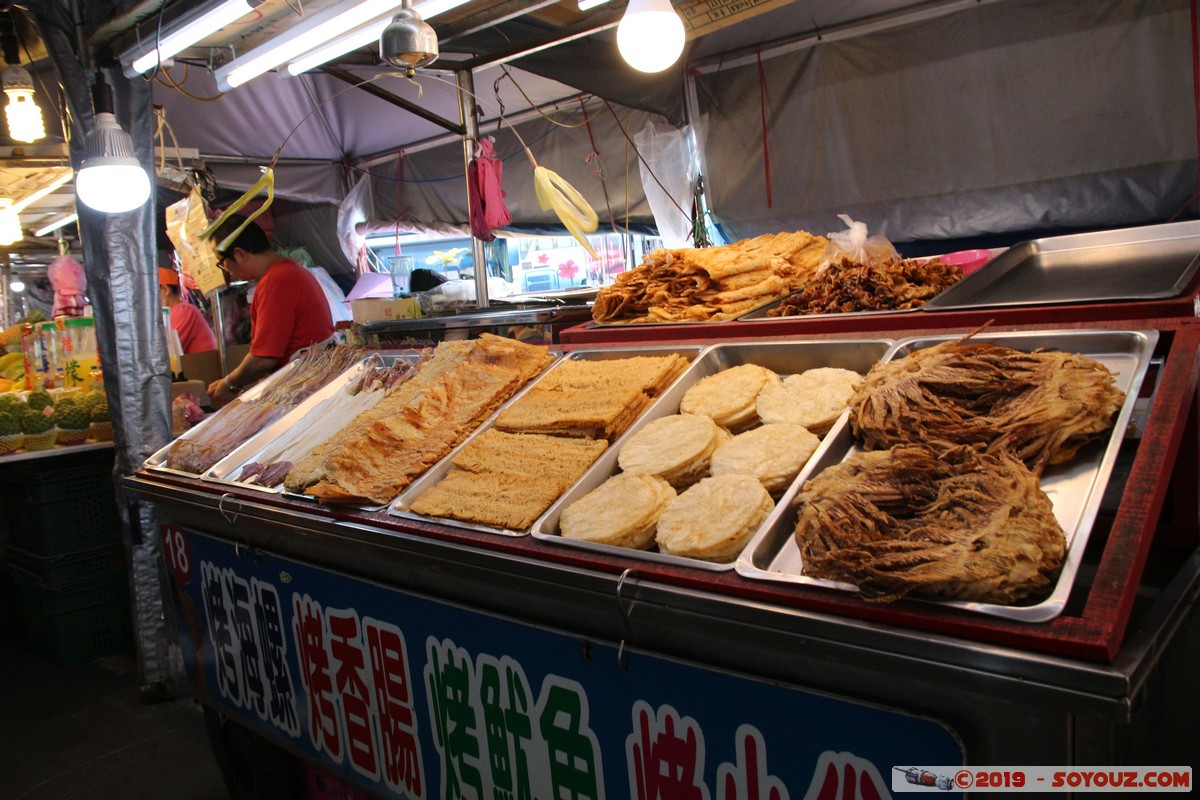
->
left=128, top=318, right=1199, bottom=798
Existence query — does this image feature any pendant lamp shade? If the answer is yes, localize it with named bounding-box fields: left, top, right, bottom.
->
left=380, top=1, right=438, bottom=72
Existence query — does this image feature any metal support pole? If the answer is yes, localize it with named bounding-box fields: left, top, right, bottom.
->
left=457, top=68, right=489, bottom=309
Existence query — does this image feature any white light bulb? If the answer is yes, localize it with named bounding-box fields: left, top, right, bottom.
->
left=10, top=279, right=25, bottom=293
left=76, top=164, right=152, bottom=214
left=77, top=112, right=152, bottom=213
left=4, top=88, right=45, bottom=142
left=0, top=199, right=22, bottom=245
left=617, top=0, right=685, bottom=73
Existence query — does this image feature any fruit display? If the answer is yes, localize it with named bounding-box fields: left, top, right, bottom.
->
left=0, top=351, right=25, bottom=387
left=54, top=402, right=91, bottom=445
left=19, top=405, right=57, bottom=451
left=0, top=410, right=23, bottom=453
left=25, top=389, right=53, bottom=411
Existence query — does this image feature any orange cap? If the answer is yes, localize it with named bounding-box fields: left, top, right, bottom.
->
left=158, top=267, right=180, bottom=287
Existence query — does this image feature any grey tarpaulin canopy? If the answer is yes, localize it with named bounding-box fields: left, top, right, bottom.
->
left=24, top=0, right=1196, bottom=691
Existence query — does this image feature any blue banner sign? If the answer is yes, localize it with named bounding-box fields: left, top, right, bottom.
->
left=163, top=525, right=963, bottom=799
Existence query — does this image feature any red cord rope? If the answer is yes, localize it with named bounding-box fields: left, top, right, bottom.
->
left=1191, top=0, right=1199, bottom=215
left=756, top=48, right=773, bottom=209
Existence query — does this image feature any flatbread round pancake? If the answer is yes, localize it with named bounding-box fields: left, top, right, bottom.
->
left=618, top=413, right=724, bottom=488
left=680, top=363, right=777, bottom=430
left=756, top=367, right=862, bottom=434
left=560, top=472, right=676, bottom=549
left=655, top=474, right=774, bottom=562
left=710, top=423, right=820, bottom=493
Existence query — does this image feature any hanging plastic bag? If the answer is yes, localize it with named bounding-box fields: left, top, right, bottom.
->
left=821, top=214, right=898, bottom=268
left=47, top=254, right=87, bottom=318
left=468, top=137, right=511, bottom=241
left=165, top=187, right=226, bottom=296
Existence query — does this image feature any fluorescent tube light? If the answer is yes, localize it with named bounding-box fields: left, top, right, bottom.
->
left=215, top=1, right=407, bottom=91
left=0, top=199, right=21, bottom=245
left=122, top=0, right=260, bottom=77
left=578, top=0, right=610, bottom=9
left=286, top=0, right=466, bottom=75
left=12, top=169, right=73, bottom=213
left=35, top=213, right=78, bottom=237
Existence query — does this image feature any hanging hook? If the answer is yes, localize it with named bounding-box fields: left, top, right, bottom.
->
left=615, top=568, right=638, bottom=672
left=218, top=492, right=241, bottom=524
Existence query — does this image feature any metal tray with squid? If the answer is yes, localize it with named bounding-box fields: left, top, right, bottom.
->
left=142, top=359, right=300, bottom=479
left=199, top=354, right=413, bottom=495
left=734, top=328, right=1158, bottom=623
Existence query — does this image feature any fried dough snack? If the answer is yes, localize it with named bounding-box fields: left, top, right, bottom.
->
left=592, top=230, right=826, bottom=324
left=794, top=444, right=1066, bottom=604
left=850, top=336, right=1124, bottom=474
left=286, top=335, right=552, bottom=504
left=767, top=256, right=962, bottom=316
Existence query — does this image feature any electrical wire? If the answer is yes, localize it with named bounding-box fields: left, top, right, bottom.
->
left=155, top=61, right=224, bottom=101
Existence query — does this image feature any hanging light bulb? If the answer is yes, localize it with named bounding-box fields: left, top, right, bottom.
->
left=9, top=278, right=24, bottom=293
left=0, top=198, right=22, bottom=245
left=2, top=64, right=44, bottom=142
left=617, top=0, right=685, bottom=73
left=76, top=73, right=151, bottom=213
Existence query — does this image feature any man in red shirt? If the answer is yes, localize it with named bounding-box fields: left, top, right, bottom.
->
left=205, top=218, right=335, bottom=406
left=158, top=267, right=218, bottom=354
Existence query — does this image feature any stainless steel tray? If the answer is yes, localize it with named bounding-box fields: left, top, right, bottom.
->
left=587, top=291, right=788, bottom=327
left=737, top=293, right=923, bottom=321
left=200, top=355, right=408, bottom=495
left=143, top=360, right=300, bottom=478
left=922, top=220, right=1200, bottom=311
left=389, top=345, right=706, bottom=536
left=531, top=339, right=895, bottom=568
left=735, top=329, right=1159, bottom=622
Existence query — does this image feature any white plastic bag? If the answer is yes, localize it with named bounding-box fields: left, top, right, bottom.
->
left=821, top=214, right=898, bottom=267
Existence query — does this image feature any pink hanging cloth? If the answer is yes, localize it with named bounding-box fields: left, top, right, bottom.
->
left=47, top=254, right=88, bottom=318
left=468, top=137, right=511, bottom=241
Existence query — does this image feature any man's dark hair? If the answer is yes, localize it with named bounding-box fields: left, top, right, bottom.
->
left=213, top=217, right=272, bottom=256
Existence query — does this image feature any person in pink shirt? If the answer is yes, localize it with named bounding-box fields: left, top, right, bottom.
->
left=159, top=267, right=218, bottom=354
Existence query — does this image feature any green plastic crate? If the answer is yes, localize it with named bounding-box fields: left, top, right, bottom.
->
left=4, top=463, right=121, bottom=556
left=10, top=570, right=132, bottom=665
left=8, top=544, right=126, bottom=589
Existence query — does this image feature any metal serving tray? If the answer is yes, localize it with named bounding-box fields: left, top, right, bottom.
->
left=922, top=220, right=1200, bottom=311
left=389, top=345, right=706, bottom=536
left=143, top=360, right=299, bottom=478
left=735, top=328, right=1159, bottom=622
left=738, top=293, right=923, bottom=321
left=587, top=291, right=787, bottom=328
left=200, top=355, right=406, bottom=495
left=531, top=339, right=895, bottom=568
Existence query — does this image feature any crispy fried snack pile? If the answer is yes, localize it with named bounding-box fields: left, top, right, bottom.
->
left=285, top=335, right=552, bottom=505
left=768, top=256, right=962, bottom=316
left=592, top=231, right=826, bottom=324
left=794, top=444, right=1066, bottom=604
left=849, top=337, right=1125, bottom=474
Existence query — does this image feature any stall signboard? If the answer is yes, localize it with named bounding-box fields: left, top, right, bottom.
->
left=163, top=526, right=964, bottom=799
